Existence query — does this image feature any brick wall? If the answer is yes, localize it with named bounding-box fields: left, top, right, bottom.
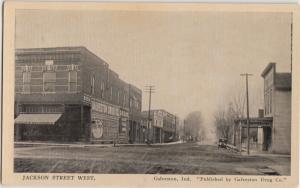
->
left=81, top=48, right=130, bottom=109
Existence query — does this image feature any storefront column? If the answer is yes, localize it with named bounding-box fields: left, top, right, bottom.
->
left=81, top=104, right=87, bottom=142
left=159, top=128, right=162, bottom=143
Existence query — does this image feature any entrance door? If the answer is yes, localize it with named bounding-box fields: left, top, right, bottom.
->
left=263, top=127, right=272, bottom=151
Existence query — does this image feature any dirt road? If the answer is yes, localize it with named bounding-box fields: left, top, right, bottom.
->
left=14, top=142, right=290, bottom=175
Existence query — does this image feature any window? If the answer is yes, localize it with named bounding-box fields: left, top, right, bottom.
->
left=68, top=70, right=77, bottom=92
left=110, top=87, right=113, bottom=101
left=22, top=71, right=31, bottom=93
left=43, top=72, right=56, bottom=92
left=117, top=91, right=120, bottom=104
left=123, top=94, right=126, bottom=106
left=91, top=75, right=95, bottom=94
left=45, top=60, right=54, bottom=66
left=100, top=81, right=105, bottom=98
left=269, top=89, right=272, bottom=114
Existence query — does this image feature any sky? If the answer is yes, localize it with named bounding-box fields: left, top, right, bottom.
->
left=15, top=10, right=292, bottom=138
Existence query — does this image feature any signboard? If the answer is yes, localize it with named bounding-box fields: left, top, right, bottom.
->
left=91, top=119, right=104, bottom=139
left=120, top=117, right=127, bottom=132
left=91, top=98, right=129, bottom=118
left=83, top=95, right=91, bottom=104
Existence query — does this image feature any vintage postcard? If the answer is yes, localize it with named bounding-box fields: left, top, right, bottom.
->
left=2, top=2, right=300, bottom=187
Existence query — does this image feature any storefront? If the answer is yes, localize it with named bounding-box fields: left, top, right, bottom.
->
left=86, top=94, right=129, bottom=144
left=234, top=117, right=273, bottom=152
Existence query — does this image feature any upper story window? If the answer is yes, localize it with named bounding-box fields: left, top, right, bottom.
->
left=68, top=64, right=77, bottom=93
left=69, top=71, right=77, bottom=92
left=129, top=98, right=133, bottom=108
left=123, top=94, right=126, bottom=106
left=91, top=75, right=95, bottom=95
left=110, top=87, right=113, bottom=101
left=43, top=60, right=56, bottom=93
left=45, top=60, right=54, bottom=66
left=22, top=65, right=31, bottom=93
left=43, top=72, right=56, bottom=93
left=264, top=89, right=273, bottom=116
left=117, top=90, right=120, bottom=104
left=100, top=81, right=105, bottom=98
left=269, top=89, right=272, bottom=114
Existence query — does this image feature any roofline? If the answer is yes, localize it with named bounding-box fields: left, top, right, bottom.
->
left=16, top=46, right=87, bottom=53
left=15, top=46, right=142, bottom=94
left=142, top=109, right=176, bottom=116
left=261, top=62, right=276, bottom=77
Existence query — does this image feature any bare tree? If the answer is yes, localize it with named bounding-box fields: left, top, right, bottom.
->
left=183, top=111, right=205, bottom=142
left=214, top=102, right=240, bottom=145
left=231, top=90, right=246, bottom=119
left=214, top=107, right=230, bottom=142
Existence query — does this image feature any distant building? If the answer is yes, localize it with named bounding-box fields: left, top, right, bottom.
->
left=141, top=109, right=177, bottom=143
left=235, top=63, right=291, bottom=154
left=14, top=47, right=142, bottom=144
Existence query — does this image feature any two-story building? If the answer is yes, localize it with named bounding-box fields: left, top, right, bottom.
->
left=141, top=109, right=177, bottom=143
left=14, top=46, right=142, bottom=144
left=235, top=63, right=291, bottom=154
left=128, top=84, right=143, bottom=143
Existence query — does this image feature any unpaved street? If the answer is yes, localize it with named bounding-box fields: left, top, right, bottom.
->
left=14, top=143, right=290, bottom=175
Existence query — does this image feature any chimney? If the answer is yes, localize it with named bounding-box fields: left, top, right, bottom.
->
left=258, top=109, right=264, bottom=118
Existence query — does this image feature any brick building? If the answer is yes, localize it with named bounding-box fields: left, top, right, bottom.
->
left=235, top=63, right=291, bottom=154
left=128, top=84, right=143, bottom=143
left=141, top=109, right=177, bottom=143
left=14, top=46, right=142, bottom=144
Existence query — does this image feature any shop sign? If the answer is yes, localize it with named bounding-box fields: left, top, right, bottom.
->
left=91, top=100, right=121, bottom=117
left=83, top=95, right=91, bottom=104
left=120, top=117, right=127, bottom=132
left=91, top=119, right=104, bottom=139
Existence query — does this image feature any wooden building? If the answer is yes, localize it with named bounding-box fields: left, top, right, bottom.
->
left=235, top=63, right=291, bottom=154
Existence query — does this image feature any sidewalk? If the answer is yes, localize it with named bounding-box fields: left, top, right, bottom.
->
left=14, top=140, right=183, bottom=148
left=240, top=150, right=291, bottom=158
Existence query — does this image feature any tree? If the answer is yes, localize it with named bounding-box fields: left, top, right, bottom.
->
left=214, top=103, right=237, bottom=144
left=183, top=111, right=205, bottom=142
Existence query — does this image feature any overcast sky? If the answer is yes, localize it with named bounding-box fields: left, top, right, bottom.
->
left=16, top=10, right=292, bottom=134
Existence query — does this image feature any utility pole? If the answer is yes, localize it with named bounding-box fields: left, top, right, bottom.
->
left=174, top=116, right=177, bottom=141
left=183, top=120, right=186, bottom=142
left=145, top=85, right=155, bottom=144
left=240, top=73, right=253, bottom=155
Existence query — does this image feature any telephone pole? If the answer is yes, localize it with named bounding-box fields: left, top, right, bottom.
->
left=145, top=85, right=155, bottom=144
left=240, top=73, right=253, bottom=155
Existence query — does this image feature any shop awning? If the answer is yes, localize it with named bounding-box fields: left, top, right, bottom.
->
left=234, top=117, right=273, bottom=128
left=14, top=113, right=62, bottom=125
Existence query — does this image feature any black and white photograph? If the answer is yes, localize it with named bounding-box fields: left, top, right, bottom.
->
left=2, top=2, right=300, bottom=186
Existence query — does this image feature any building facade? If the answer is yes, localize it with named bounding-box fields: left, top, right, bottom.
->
left=260, top=63, right=291, bottom=154
left=235, top=63, right=291, bottom=154
left=14, top=47, right=142, bottom=144
left=141, top=109, right=177, bottom=143
left=128, top=84, right=143, bottom=143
